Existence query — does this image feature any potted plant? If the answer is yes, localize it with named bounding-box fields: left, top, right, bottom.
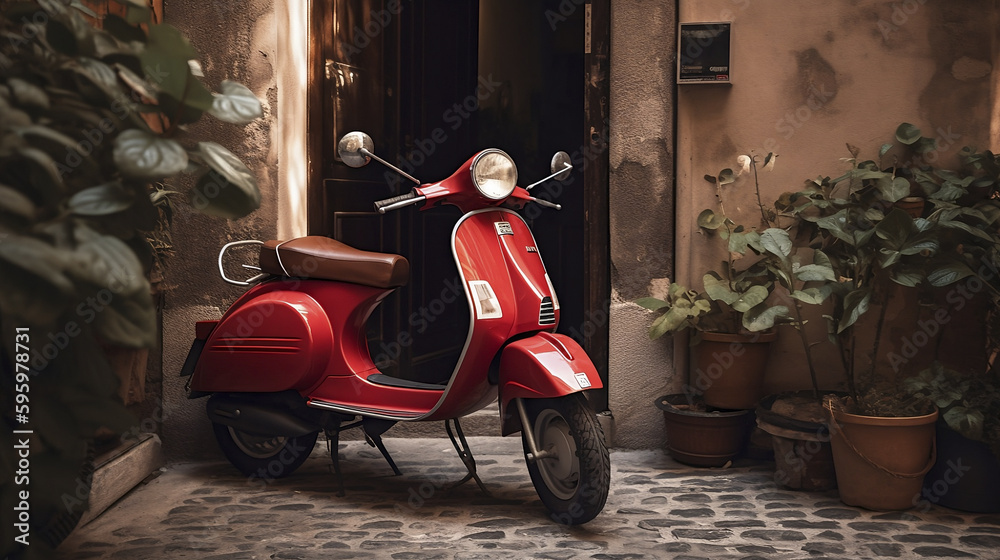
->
left=903, top=362, right=1000, bottom=513
left=0, top=0, right=264, bottom=554
left=640, top=153, right=836, bottom=466
left=779, top=123, right=1000, bottom=510
left=639, top=153, right=823, bottom=411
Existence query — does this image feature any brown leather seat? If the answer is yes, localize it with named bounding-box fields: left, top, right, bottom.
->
left=258, top=236, right=409, bottom=288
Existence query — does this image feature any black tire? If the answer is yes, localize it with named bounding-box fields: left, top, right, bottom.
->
left=520, top=393, right=610, bottom=525
left=211, top=422, right=318, bottom=479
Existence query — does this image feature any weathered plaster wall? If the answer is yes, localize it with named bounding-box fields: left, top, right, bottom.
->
left=162, top=0, right=281, bottom=461
left=674, top=0, right=998, bottom=394
left=608, top=0, right=679, bottom=449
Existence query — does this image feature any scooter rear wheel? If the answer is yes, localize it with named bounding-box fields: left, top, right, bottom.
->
left=212, top=422, right=318, bottom=479
left=521, top=393, right=610, bottom=525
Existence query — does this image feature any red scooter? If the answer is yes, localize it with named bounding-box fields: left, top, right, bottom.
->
left=181, top=131, right=609, bottom=524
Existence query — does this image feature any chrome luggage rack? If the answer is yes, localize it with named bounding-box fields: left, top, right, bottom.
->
left=217, top=240, right=269, bottom=286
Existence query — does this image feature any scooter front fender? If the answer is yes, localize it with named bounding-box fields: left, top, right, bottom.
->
left=498, top=332, right=603, bottom=436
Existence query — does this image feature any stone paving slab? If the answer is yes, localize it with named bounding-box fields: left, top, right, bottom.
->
left=57, top=437, right=999, bottom=559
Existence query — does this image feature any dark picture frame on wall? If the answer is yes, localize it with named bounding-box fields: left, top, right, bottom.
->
left=677, top=22, right=731, bottom=83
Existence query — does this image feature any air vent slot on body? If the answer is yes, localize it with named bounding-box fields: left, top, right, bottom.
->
left=539, top=297, right=556, bottom=325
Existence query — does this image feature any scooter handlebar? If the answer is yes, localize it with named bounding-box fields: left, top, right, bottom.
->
left=374, top=191, right=425, bottom=214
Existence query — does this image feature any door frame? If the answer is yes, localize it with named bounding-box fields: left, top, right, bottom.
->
left=305, top=0, right=612, bottom=411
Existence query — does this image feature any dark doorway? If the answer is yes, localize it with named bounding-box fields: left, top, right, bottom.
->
left=308, top=0, right=608, bottom=408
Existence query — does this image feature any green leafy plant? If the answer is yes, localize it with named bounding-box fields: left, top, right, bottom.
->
left=779, top=123, right=1000, bottom=411
left=638, top=152, right=834, bottom=349
left=0, top=0, right=263, bottom=554
left=905, top=362, right=1000, bottom=461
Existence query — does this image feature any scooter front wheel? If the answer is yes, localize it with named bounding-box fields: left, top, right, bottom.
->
left=212, top=422, right=318, bottom=479
left=520, top=393, right=610, bottom=525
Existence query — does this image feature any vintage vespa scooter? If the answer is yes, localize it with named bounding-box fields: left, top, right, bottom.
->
left=181, top=132, right=609, bottom=523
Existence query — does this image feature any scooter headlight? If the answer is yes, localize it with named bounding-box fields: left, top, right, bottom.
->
left=470, top=149, right=517, bottom=200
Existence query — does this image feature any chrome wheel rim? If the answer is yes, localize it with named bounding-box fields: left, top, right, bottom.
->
left=229, top=427, right=287, bottom=459
left=533, top=409, right=579, bottom=500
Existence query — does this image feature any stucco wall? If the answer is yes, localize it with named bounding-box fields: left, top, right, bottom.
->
left=162, top=0, right=281, bottom=461
left=612, top=0, right=999, bottom=449
left=608, top=0, right=680, bottom=449
left=673, top=1, right=998, bottom=395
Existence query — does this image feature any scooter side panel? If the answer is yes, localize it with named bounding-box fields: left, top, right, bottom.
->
left=497, top=332, right=603, bottom=436
left=421, top=209, right=561, bottom=421
left=190, top=286, right=333, bottom=393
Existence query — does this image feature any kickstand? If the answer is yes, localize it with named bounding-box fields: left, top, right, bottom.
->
left=325, top=428, right=345, bottom=497
left=445, top=418, right=492, bottom=497
left=365, top=432, right=402, bottom=476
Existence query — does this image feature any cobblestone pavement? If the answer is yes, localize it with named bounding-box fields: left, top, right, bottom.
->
left=59, top=436, right=999, bottom=559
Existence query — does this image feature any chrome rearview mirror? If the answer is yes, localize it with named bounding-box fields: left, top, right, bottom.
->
left=550, top=151, right=572, bottom=181
left=337, top=131, right=422, bottom=185
left=525, top=151, right=574, bottom=191
left=338, top=131, right=375, bottom=168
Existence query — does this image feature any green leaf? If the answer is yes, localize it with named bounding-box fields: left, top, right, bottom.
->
left=718, top=168, right=735, bottom=186
left=0, top=184, right=35, bottom=218
left=876, top=175, right=910, bottom=202
left=731, top=285, right=768, bottom=313
left=147, top=23, right=200, bottom=60
left=635, top=297, right=668, bottom=311
left=140, top=25, right=214, bottom=110
left=899, top=234, right=938, bottom=256
left=113, top=129, right=189, bottom=178
left=914, top=136, right=937, bottom=154
left=943, top=406, right=984, bottom=441
left=875, top=208, right=914, bottom=250
left=68, top=226, right=147, bottom=296
left=649, top=307, right=688, bottom=339
left=0, top=236, right=75, bottom=295
left=890, top=266, right=924, bottom=287
left=8, top=78, right=50, bottom=109
left=926, top=261, right=975, bottom=287
left=815, top=210, right=853, bottom=244
left=759, top=228, right=791, bottom=258
left=209, top=80, right=263, bottom=125
left=68, top=182, right=134, bottom=215
left=895, top=122, right=922, bottom=145
left=95, top=291, right=157, bottom=348
left=790, top=287, right=831, bottom=304
left=188, top=142, right=261, bottom=218
left=879, top=143, right=893, bottom=157
left=697, top=208, right=726, bottom=230
left=838, top=287, right=872, bottom=333
left=103, top=14, right=147, bottom=43
left=794, top=262, right=836, bottom=282
left=703, top=273, right=738, bottom=305
left=742, top=303, right=788, bottom=332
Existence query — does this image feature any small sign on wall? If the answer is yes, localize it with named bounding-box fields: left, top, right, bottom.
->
left=678, top=22, right=732, bottom=83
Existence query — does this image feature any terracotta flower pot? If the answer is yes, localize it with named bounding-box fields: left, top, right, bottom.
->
left=757, top=392, right=839, bottom=491
left=692, top=331, right=776, bottom=410
left=828, top=406, right=938, bottom=511
left=893, top=196, right=925, bottom=219
left=656, top=394, right=754, bottom=467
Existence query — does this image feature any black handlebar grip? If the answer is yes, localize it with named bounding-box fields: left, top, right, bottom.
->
left=374, top=190, right=418, bottom=211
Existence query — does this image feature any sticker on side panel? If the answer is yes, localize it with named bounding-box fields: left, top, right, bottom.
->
left=494, top=222, right=513, bottom=236
left=469, top=280, right=502, bottom=319
left=574, top=372, right=592, bottom=388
